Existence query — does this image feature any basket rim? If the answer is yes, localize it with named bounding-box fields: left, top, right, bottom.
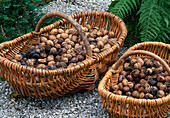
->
left=127, top=41, right=170, bottom=52
left=0, top=11, right=127, bottom=75
left=98, top=41, right=170, bottom=106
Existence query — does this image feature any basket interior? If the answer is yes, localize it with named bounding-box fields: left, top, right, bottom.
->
left=106, top=53, right=169, bottom=88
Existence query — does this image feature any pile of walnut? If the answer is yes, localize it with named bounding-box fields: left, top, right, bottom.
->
left=109, top=57, right=170, bottom=99
left=13, top=25, right=117, bottom=70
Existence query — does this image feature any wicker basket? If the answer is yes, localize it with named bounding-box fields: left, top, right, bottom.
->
left=98, top=42, right=170, bottom=118
left=0, top=11, right=127, bottom=97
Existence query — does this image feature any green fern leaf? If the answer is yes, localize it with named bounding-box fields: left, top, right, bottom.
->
left=127, top=0, right=135, bottom=11
left=138, top=11, right=160, bottom=27
left=123, top=4, right=130, bottom=16
left=156, top=21, right=170, bottom=43
left=164, top=18, right=169, bottom=26
left=108, top=0, right=139, bottom=19
left=138, top=0, right=163, bottom=42
left=162, top=32, right=169, bottom=41
left=107, top=0, right=120, bottom=12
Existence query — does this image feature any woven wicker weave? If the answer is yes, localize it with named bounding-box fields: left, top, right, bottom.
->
left=98, top=42, right=170, bottom=118
left=0, top=11, right=127, bottom=97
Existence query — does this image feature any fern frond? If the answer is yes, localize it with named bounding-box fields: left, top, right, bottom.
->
left=107, top=0, right=120, bottom=12
left=108, top=0, right=139, bottom=19
left=124, top=13, right=140, bottom=47
left=156, top=20, right=170, bottom=43
left=159, top=0, right=170, bottom=27
left=138, top=0, right=163, bottom=41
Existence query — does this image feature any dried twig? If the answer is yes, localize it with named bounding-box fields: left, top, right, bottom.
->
left=1, top=25, right=7, bottom=39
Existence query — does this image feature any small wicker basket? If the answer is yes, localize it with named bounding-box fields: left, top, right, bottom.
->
left=0, top=11, right=127, bottom=97
left=98, top=42, right=170, bottom=118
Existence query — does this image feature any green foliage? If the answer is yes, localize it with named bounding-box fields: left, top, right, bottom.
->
left=0, top=0, right=61, bottom=81
left=0, top=0, right=60, bottom=43
left=108, top=0, right=170, bottom=47
left=108, top=0, right=139, bottom=19
left=124, top=12, right=140, bottom=46
left=0, top=76, right=5, bottom=81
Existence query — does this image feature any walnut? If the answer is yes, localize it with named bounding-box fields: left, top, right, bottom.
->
left=15, top=54, right=23, bottom=61
left=68, top=28, right=77, bottom=35
left=48, top=61, right=56, bottom=66
left=123, top=86, right=130, bottom=92
left=118, top=75, right=125, bottom=82
left=146, top=68, right=152, bottom=75
left=126, top=91, right=131, bottom=96
left=122, top=79, right=128, bottom=86
left=153, top=61, right=161, bottom=68
left=131, top=69, right=140, bottom=78
left=97, top=41, right=104, bottom=49
left=26, top=59, right=36, bottom=66
left=157, top=75, right=165, bottom=82
left=138, top=87, right=145, bottom=92
left=123, top=63, right=131, bottom=70
left=145, top=93, right=154, bottom=99
left=108, top=31, right=114, bottom=38
left=49, top=35, right=56, bottom=41
left=40, top=37, right=48, bottom=43
left=127, top=82, right=134, bottom=89
left=72, top=36, right=78, bottom=42
left=118, top=83, right=123, bottom=90
left=145, top=59, right=152, bottom=68
left=58, top=29, right=64, bottom=34
left=96, top=31, right=103, bottom=37
left=134, top=63, right=142, bottom=70
left=165, top=76, right=170, bottom=83
left=127, top=74, right=133, bottom=81
left=60, top=57, right=69, bottom=63
left=70, top=57, right=79, bottom=63
left=38, top=58, right=47, bottom=64
left=93, top=48, right=100, bottom=53
left=54, top=44, right=61, bottom=49
left=157, top=90, right=165, bottom=98
left=130, top=58, right=137, bottom=65
left=136, top=57, right=144, bottom=66
left=112, top=85, right=119, bottom=91
left=132, top=90, right=140, bottom=98
left=47, top=55, right=54, bottom=62
left=160, top=85, right=167, bottom=91
left=37, top=64, right=46, bottom=69
left=46, top=40, right=54, bottom=46
left=50, top=29, right=58, bottom=35
left=139, top=92, right=145, bottom=98
left=50, top=47, right=57, bottom=55
left=120, top=71, right=127, bottom=76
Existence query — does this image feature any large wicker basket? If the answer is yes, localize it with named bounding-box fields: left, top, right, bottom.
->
left=0, top=11, right=127, bottom=97
left=98, top=42, right=170, bottom=117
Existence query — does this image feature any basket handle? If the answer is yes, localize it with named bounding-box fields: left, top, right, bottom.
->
left=112, top=50, right=170, bottom=74
left=33, top=11, right=92, bottom=57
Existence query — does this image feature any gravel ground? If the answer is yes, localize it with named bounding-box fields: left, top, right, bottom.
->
left=0, top=0, right=129, bottom=118
left=41, top=0, right=112, bottom=15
